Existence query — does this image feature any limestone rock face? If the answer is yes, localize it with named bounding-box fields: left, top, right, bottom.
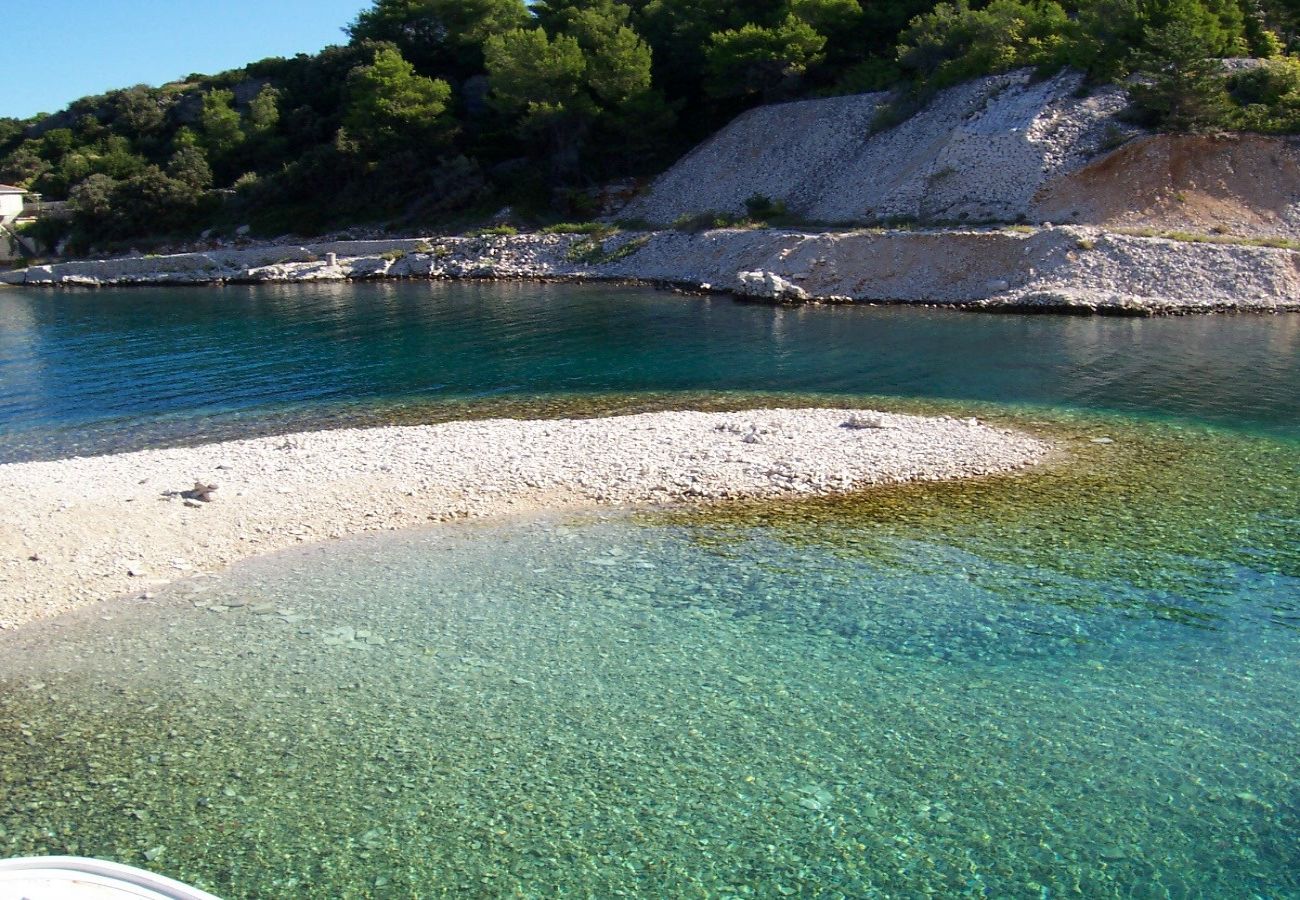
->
left=735, top=270, right=809, bottom=301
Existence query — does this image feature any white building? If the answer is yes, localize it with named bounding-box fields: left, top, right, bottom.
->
left=0, top=184, right=24, bottom=224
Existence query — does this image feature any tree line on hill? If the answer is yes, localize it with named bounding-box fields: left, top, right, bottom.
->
left=3, top=0, right=1299, bottom=252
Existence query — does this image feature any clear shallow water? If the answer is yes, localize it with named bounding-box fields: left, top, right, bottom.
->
left=1, top=281, right=1299, bottom=462
left=0, top=410, right=1296, bottom=898
left=0, top=284, right=1297, bottom=897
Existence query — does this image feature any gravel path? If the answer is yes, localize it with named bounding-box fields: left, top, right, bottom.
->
left=0, top=409, right=1050, bottom=629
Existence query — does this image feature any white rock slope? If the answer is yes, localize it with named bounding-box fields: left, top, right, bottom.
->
left=620, top=69, right=1133, bottom=226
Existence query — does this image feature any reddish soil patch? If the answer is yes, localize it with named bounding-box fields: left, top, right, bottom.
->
left=1033, top=134, right=1300, bottom=237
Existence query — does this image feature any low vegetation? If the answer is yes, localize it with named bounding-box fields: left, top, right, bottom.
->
left=467, top=224, right=519, bottom=237
left=2, top=0, right=1298, bottom=253
left=565, top=232, right=651, bottom=264
left=1115, top=227, right=1300, bottom=249
left=540, top=221, right=619, bottom=237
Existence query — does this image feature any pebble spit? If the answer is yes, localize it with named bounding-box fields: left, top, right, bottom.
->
left=0, top=409, right=1050, bottom=629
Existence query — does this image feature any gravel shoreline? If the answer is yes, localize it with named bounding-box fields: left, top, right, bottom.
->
left=5, top=225, right=1298, bottom=314
left=0, top=409, right=1050, bottom=630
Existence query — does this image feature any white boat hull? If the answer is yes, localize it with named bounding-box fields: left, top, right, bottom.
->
left=0, top=857, right=222, bottom=900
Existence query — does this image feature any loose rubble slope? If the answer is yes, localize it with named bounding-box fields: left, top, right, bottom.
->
left=620, top=68, right=1300, bottom=238
left=621, top=69, right=1134, bottom=226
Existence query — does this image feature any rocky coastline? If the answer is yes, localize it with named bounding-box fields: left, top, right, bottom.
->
left=3, top=225, right=1299, bottom=314
left=0, top=408, right=1050, bottom=629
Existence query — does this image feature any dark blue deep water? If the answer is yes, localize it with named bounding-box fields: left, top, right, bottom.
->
left=0, top=282, right=1296, bottom=898
left=1, top=281, right=1297, bottom=461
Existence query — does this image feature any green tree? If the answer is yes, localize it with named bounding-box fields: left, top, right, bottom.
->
left=790, top=0, right=863, bottom=39
left=1230, top=56, right=1300, bottom=131
left=348, top=0, right=530, bottom=77
left=635, top=0, right=784, bottom=106
left=485, top=27, right=591, bottom=174
left=1071, top=0, right=1250, bottom=77
left=0, top=118, right=22, bottom=153
left=248, top=85, right=282, bottom=135
left=110, top=85, right=170, bottom=137
left=56, top=152, right=94, bottom=187
left=2, top=142, right=51, bottom=189
left=1255, top=0, right=1300, bottom=51
left=69, top=173, right=117, bottom=222
left=343, top=47, right=456, bottom=159
left=198, top=89, right=246, bottom=160
left=535, top=0, right=676, bottom=171
left=40, top=128, right=76, bottom=161
left=704, top=14, right=827, bottom=99
left=897, top=0, right=1070, bottom=88
left=111, top=166, right=210, bottom=236
left=542, top=0, right=656, bottom=106
left=92, top=135, right=149, bottom=182
left=1127, top=17, right=1234, bottom=131
left=167, top=145, right=214, bottom=189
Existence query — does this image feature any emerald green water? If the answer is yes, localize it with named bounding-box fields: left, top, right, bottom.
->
left=0, top=284, right=1296, bottom=897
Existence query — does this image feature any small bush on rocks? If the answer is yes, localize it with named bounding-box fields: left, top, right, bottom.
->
left=744, top=194, right=789, bottom=221
left=566, top=233, right=651, bottom=264
left=541, top=222, right=618, bottom=238
left=671, top=211, right=761, bottom=232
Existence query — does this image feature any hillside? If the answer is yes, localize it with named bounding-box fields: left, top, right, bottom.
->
left=7, top=62, right=1300, bottom=313
left=622, top=68, right=1300, bottom=238
left=3, top=0, right=1300, bottom=252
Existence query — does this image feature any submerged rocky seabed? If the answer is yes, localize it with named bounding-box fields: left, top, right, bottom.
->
left=0, top=406, right=1296, bottom=898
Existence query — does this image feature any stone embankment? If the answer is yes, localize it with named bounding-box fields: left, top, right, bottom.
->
left=4, top=226, right=1298, bottom=313
left=0, top=409, right=1050, bottom=629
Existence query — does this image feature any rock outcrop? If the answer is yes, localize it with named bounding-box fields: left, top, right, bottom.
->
left=735, top=270, right=809, bottom=301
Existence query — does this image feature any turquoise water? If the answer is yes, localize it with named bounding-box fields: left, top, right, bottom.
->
left=0, top=284, right=1297, bottom=897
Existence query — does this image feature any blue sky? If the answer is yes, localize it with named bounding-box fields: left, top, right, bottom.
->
left=6, top=0, right=372, bottom=119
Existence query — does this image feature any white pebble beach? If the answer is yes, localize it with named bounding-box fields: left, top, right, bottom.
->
left=0, top=408, right=1051, bottom=630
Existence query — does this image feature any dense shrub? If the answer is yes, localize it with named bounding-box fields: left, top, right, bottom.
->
left=1229, top=57, right=1300, bottom=131
left=897, top=0, right=1071, bottom=88
left=744, top=193, right=789, bottom=221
